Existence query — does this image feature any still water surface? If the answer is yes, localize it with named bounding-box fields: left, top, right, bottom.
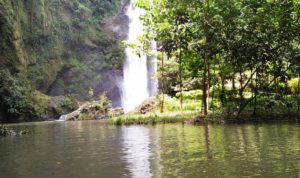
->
left=0, top=121, right=300, bottom=178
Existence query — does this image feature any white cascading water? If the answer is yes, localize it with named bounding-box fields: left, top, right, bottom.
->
left=122, top=0, right=155, bottom=113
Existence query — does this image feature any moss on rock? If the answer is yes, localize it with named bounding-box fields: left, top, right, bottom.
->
left=0, top=0, right=126, bottom=122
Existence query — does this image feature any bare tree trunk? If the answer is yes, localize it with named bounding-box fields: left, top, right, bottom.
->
left=250, top=68, right=254, bottom=98
left=297, top=73, right=300, bottom=114
left=253, top=69, right=258, bottom=116
left=236, top=67, right=243, bottom=119
left=202, top=52, right=210, bottom=115
left=232, top=74, right=236, bottom=95
left=160, top=52, right=165, bottom=113
left=211, top=62, right=216, bottom=113
left=202, top=0, right=210, bottom=116
left=219, top=60, right=226, bottom=107
left=179, top=43, right=183, bottom=113
left=29, top=0, right=33, bottom=29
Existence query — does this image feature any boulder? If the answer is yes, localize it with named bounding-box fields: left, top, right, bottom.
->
left=59, top=103, right=89, bottom=121
left=133, top=97, right=157, bottom=114
left=46, top=96, right=79, bottom=119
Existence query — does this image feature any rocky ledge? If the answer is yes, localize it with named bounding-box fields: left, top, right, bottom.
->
left=59, top=102, right=124, bottom=121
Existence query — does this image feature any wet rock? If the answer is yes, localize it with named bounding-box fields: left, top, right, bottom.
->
left=59, top=103, right=89, bottom=121
left=91, top=70, right=123, bottom=107
left=102, top=0, right=131, bottom=40
left=59, top=102, right=124, bottom=121
left=46, top=96, right=79, bottom=119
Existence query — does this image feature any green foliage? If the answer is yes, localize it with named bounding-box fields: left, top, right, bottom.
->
left=111, top=111, right=198, bottom=125
left=161, top=95, right=201, bottom=112
left=79, top=113, right=94, bottom=120
left=97, top=92, right=112, bottom=112
left=176, top=90, right=202, bottom=100
left=288, top=77, right=299, bottom=94
left=77, top=4, right=91, bottom=13
left=61, top=96, right=79, bottom=111
left=0, top=0, right=125, bottom=103
left=0, top=70, right=44, bottom=121
left=137, top=0, right=300, bottom=118
left=88, top=92, right=113, bottom=113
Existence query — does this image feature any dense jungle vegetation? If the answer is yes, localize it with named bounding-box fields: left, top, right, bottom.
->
left=132, top=0, right=300, bottom=121
left=0, top=0, right=124, bottom=122
left=1, top=0, right=300, bottom=124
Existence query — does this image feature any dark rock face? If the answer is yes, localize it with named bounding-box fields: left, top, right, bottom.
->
left=103, top=13, right=129, bottom=40
left=43, top=0, right=132, bottom=107
left=44, top=96, right=79, bottom=120
left=103, top=0, right=131, bottom=40
left=91, top=70, right=123, bottom=107
left=0, top=109, right=5, bottom=123
left=0, top=0, right=132, bottom=121
left=0, top=0, right=127, bottom=104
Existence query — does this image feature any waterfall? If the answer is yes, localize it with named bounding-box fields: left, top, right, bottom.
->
left=121, top=0, right=156, bottom=113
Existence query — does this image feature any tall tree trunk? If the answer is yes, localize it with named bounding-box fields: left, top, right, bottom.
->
left=232, top=74, right=236, bottom=95
left=250, top=68, right=254, bottom=99
left=179, top=45, right=183, bottom=112
left=203, top=58, right=209, bottom=115
left=298, top=73, right=300, bottom=115
left=29, top=0, right=33, bottom=29
left=202, top=0, right=210, bottom=115
left=160, top=52, right=165, bottom=113
left=236, top=68, right=243, bottom=119
left=211, top=62, right=216, bottom=112
left=253, top=70, right=258, bottom=116
left=219, top=60, right=225, bottom=107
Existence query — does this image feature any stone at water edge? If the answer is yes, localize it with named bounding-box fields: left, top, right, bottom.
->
left=132, top=97, right=157, bottom=114
left=46, top=96, right=79, bottom=120
left=58, top=102, right=125, bottom=121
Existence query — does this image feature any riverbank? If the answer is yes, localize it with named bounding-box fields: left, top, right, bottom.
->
left=2, top=93, right=299, bottom=127
left=110, top=111, right=300, bottom=125
left=110, top=94, right=300, bottom=125
left=111, top=111, right=199, bottom=125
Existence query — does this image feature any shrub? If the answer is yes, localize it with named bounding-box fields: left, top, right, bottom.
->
left=176, top=90, right=202, bottom=100
left=79, top=113, right=94, bottom=120
left=61, top=96, right=79, bottom=111
left=0, top=70, right=42, bottom=120
left=288, top=77, right=299, bottom=94
left=96, top=92, right=112, bottom=112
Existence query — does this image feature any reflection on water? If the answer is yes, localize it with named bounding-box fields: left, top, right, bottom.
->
left=0, top=121, right=300, bottom=178
left=122, top=126, right=152, bottom=178
left=204, top=125, right=213, bottom=159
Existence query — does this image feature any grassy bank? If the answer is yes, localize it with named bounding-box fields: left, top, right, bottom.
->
left=111, top=110, right=300, bottom=126
left=111, top=91, right=300, bottom=125
left=111, top=94, right=202, bottom=125
left=111, top=111, right=199, bottom=125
